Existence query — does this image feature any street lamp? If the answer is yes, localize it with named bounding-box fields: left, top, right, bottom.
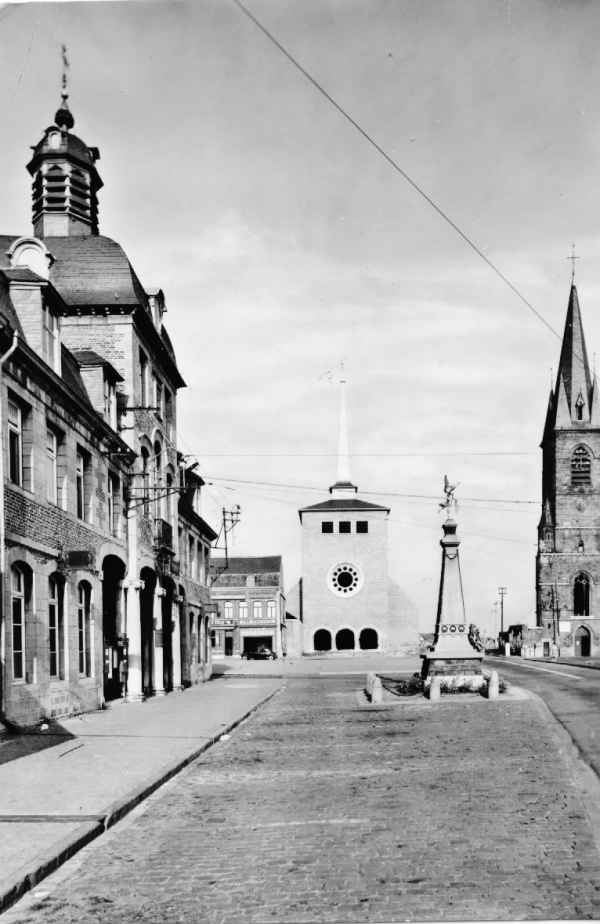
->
left=498, top=586, right=507, bottom=635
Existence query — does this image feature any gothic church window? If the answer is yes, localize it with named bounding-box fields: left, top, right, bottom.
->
left=573, top=573, right=590, bottom=618
left=571, top=446, right=591, bottom=486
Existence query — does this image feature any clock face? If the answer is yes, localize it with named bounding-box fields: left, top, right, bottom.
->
left=328, top=562, right=363, bottom=597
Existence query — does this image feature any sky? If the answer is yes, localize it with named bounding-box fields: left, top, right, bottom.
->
left=2, top=0, right=600, bottom=635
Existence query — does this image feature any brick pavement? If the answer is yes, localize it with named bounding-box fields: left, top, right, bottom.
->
left=3, top=676, right=600, bottom=923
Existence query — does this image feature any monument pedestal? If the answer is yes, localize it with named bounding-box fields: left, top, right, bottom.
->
left=422, top=510, right=485, bottom=693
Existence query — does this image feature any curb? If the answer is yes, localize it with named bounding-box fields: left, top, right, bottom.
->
left=525, top=689, right=600, bottom=859
left=0, top=684, right=281, bottom=915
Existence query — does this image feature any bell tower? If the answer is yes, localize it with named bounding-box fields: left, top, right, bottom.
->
left=537, top=278, right=600, bottom=656
left=26, top=51, right=102, bottom=237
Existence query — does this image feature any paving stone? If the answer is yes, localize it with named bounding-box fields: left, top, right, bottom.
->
left=3, top=677, right=600, bottom=923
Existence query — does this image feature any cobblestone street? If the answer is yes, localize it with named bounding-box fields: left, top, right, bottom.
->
left=5, top=676, right=600, bottom=923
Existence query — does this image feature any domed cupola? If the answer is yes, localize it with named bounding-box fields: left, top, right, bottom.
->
left=26, top=90, right=103, bottom=238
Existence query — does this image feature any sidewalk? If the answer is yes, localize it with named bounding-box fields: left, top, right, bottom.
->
left=489, top=653, right=600, bottom=671
left=0, top=676, right=281, bottom=913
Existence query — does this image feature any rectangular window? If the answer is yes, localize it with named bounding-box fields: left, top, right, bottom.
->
left=46, top=427, right=58, bottom=504
left=253, top=601, right=262, bottom=620
left=210, top=629, right=216, bottom=648
left=8, top=400, right=22, bottom=486
left=224, top=601, right=233, bottom=623
left=339, top=521, right=351, bottom=533
left=321, top=521, right=334, bottom=533
left=103, top=377, right=117, bottom=429
left=76, top=448, right=92, bottom=521
left=267, top=601, right=276, bottom=622
left=11, top=567, right=25, bottom=681
left=155, top=378, right=163, bottom=418
left=107, top=473, right=120, bottom=537
left=188, top=535, right=195, bottom=578
left=42, top=301, right=59, bottom=370
left=77, top=583, right=92, bottom=676
left=139, top=350, right=148, bottom=406
left=356, top=521, right=369, bottom=534
left=164, top=389, right=173, bottom=438
left=48, top=576, right=64, bottom=680
left=239, top=602, right=248, bottom=621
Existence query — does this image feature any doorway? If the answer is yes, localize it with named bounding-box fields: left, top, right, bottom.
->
left=575, top=625, right=591, bottom=657
left=102, top=556, right=126, bottom=701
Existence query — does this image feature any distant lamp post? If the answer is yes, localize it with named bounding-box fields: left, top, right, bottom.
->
left=498, top=586, right=507, bottom=635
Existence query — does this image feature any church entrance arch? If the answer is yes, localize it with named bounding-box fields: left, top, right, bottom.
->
left=574, top=625, right=591, bottom=657
left=359, top=628, right=378, bottom=650
left=313, top=629, right=332, bottom=652
left=336, top=628, right=355, bottom=651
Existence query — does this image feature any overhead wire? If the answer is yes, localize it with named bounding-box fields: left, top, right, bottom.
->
left=231, top=0, right=583, bottom=357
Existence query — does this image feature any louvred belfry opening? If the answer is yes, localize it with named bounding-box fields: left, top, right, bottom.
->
left=26, top=95, right=103, bottom=238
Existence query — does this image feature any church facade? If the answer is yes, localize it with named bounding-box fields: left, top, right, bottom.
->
left=536, top=283, right=600, bottom=657
left=298, top=378, right=417, bottom=655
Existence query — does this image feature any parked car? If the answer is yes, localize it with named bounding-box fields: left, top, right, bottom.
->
left=243, top=645, right=277, bottom=660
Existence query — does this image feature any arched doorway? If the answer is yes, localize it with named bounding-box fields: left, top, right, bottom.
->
left=161, top=579, right=175, bottom=692
left=336, top=628, right=355, bottom=651
left=575, top=625, right=591, bottom=657
left=573, top=573, right=590, bottom=617
left=102, top=555, right=127, bottom=701
left=314, top=629, right=332, bottom=652
left=140, top=567, right=156, bottom=696
left=359, top=628, right=378, bottom=650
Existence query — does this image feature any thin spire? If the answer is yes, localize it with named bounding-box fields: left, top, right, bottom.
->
left=553, top=282, right=592, bottom=425
left=55, top=44, right=74, bottom=130
left=336, top=362, right=351, bottom=483
left=329, top=361, right=357, bottom=496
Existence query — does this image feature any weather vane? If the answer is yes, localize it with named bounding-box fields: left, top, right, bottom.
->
left=438, top=474, right=459, bottom=517
left=567, top=243, right=579, bottom=284
left=61, top=44, right=70, bottom=99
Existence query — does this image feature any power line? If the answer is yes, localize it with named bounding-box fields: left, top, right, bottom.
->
left=206, top=473, right=538, bottom=505
left=191, top=450, right=536, bottom=458
left=231, top=0, right=563, bottom=344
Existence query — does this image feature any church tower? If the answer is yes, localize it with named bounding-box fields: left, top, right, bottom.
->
left=26, top=89, right=103, bottom=237
left=537, top=282, right=600, bottom=657
left=298, top=374, right=393, bottom=654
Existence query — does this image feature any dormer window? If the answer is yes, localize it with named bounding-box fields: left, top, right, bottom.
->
left=7, top=236, right=54, bottom=279
left=47, top=130, right=62, bottom=150
left=575, top=391, right=585, bottom=421
left=42, top=300, right=60, bottom=371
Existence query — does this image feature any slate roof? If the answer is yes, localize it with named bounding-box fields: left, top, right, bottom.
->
left=299, top=498, right=390, bottom=514
left=0, top=274, right=25, bottom=337
left=209, top=556, right=282, bottom=575
left=43, top=235, right=148, bottom=308
left=71, top=350, right=123, bottom=382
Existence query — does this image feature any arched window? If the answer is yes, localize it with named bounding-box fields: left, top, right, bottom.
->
left=77, top=581, right=92, bottom=677
left=141, top=447, right=150, bottom=516
left=11, top=566, right=26, bottom=680
left=153, top=441, right=162, bottom=519
left=48, top=574, right=65, bottom=679
left=571, top=446, right=591, bottom=486
left=313, top=629, right=332, bottom=652
left=573, top=573, right=590, bottom=618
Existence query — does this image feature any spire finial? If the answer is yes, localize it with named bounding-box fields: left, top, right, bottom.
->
left=54, top=44, right=74, bottom=130
left=567, top=243, right=579, bottom=285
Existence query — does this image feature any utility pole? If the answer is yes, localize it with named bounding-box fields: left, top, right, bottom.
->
left=498, top=586, right=507, bottom=635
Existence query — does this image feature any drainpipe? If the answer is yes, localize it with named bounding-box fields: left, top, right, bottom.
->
left=0, top=330, right=20, bottom=720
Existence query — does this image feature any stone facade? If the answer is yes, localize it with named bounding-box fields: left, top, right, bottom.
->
left=0, top=96, right=218, bottom=726
left=536, top=284, right=600, bottom=656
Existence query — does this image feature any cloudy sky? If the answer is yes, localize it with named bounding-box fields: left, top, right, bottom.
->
left=2, top=0, right=600, bottom=633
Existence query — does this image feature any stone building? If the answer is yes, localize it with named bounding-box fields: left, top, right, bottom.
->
left=209, top=556, right=286, bottom=658
left=298, top=377, right=418, bottom=655
left=536, top=282, right=600, bottom=656
left=0, top=92, right=217, bottom=725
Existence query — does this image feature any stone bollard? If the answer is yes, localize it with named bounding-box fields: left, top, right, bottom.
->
left=487, top=670, right=499, bottom=700
left=429, top=676, right=441, bottom=702
left=371, top=676, right=383, bottom=704
left=365, top=671, right=376, bottom=698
